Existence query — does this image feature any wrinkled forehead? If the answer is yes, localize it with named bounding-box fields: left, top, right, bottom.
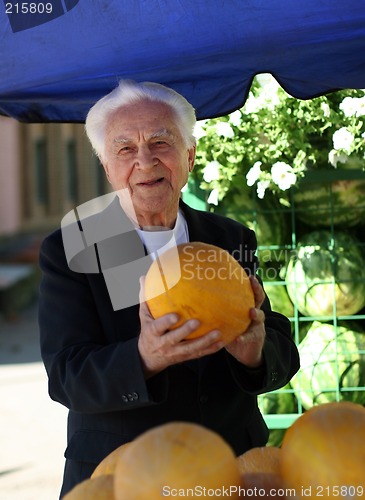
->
left=108, top=99, right=177, bottom=125
left=112, top=128, right=176, bottom=145
left=105, top=99, right=183, bottom=141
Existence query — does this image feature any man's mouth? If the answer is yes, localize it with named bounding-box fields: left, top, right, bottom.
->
left=138, top=177, right=165, bottom=186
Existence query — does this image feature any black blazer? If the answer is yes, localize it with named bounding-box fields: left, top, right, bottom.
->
left=38, top=199, right=300, bottom=497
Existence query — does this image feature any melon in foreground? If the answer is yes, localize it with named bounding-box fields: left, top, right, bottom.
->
left=114, top=421, right=241, bottom=500
left=63, top=474, right=114, bottom=499
left=238, top=447, right=283, bottom=498
left=237, top=446, right=281, bottom=475
left=91, top=442, right=131, bottom=478
left=145, top=242, right=255, bottom=344
left=280, top=401, right=365, bottom=497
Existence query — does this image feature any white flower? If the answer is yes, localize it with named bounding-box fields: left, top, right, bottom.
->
left=332, top=127, right=355, bottom=152
left=194, top=120, right=207, bottom=140
left=207, top=188, right=219, bottom=205
left=271, top=162, right=297, bottom=191
left=229, top=110, right=242, bottom=127
left=202, top=161, right=220, bottom=182
left=244, top=88, right=280, bottom=114
left=244, top=94, right=261, bottom=114
left=257, top=180, right=270, bottom=199
left=256, top=73, right=280, bottom=93
left=256, top=73, right=274, bottom=87
left=328, top=149, right=349, bottom=167
left=215, top=122, right=234, bottom=138
left=340, top=96, right=365, bottom=117
left=340, top=97, right=358, bottom=117
left=321, top=102, right=331, bottom=118
left=246, top=161, right=262, bottom=186
left=254, top=73, right=281, bottom=108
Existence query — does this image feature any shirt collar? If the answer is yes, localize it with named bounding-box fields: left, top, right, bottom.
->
left=136, top=209, right=189, bottom=259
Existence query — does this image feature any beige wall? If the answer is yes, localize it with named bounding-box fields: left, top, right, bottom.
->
left=0, top=116, right=21, bottom=235
left=0, top=119, right=109, bottom=238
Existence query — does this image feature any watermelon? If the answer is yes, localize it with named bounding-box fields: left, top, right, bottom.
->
left=293, top=174, right=365, bottom=228
left=216, top=188, right=290, bottom=265
left=262, top=281, right=294, bottom=318
left=258, top=384, right=298, bottom=446
left=284, top=230, right=365, bottom=317
left=290, top=320, right=365, bottom=409
left=259, top=384, right=298, bottom=416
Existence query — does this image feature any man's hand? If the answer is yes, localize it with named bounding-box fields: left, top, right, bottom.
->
left=225, top=275, right=266, bottom=368
left=138, top=277, right=224, bottom=378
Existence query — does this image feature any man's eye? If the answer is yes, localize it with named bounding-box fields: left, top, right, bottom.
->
left=119, top=146, right=133, bottom=153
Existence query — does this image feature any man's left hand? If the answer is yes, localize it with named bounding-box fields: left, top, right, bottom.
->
left=225, top=275, right=266, bottom=368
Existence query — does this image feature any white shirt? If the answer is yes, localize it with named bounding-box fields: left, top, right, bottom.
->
left=135, top=209, right=189, bottom=260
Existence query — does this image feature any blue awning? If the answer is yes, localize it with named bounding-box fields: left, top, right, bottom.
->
left=1, top=0, right=365, bottom=123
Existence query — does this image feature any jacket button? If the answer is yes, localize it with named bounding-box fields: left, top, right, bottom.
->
left=122, top=395, right=129, bottom=402
left=271, top=371, right=278, bottom=381
left=127, top=393, right=138, bottom=401
left=199, top=394, right=208, bottom=404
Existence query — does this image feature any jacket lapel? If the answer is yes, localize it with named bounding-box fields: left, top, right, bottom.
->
left=179, top=199, right=227, bottom=246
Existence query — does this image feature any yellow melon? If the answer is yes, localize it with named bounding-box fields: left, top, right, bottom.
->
left=280, top=401, right=365, bottom=498
left=114, top=421, right=241, bottom=499
left=91, top=442, right=131, bottom=478
left=237, top=446, right=281, bottom=475
left=145, top=242, right=254, bottom=344
left=238, top=446, right=283, bottom=496
left=63, top=474, right=114, bottom=499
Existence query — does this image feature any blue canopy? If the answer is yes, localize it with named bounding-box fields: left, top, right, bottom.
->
left=1, top=0, right=365, bottom=123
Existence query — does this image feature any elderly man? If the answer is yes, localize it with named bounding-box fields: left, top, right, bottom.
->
left=39, top=80, right=300, bottom=497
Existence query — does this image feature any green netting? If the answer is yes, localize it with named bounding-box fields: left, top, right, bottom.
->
left=256, top=169, right=365, bottom=442
left=183, top=169, right=365, bottom=443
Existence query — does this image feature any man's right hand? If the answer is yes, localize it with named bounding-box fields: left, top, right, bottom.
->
left=137, top=277, right=223, bottom=378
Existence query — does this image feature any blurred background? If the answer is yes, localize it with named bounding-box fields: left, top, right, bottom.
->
left=0, top=116, right=105, bottom=499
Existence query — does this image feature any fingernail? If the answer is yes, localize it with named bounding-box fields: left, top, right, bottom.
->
left=169, top=314, right=179, bottom=325
left=188, top=319, right=200, bottom=329
left=211, top=330, right=221, bottom=340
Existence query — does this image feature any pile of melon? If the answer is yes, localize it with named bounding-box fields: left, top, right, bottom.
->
left=63, top=401, right=365, bottom=499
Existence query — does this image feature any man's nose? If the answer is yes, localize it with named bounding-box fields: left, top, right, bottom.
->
left=135, top=146, right=156, bottom=170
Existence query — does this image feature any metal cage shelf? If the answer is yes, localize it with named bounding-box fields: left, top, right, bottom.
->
left=183, top=168, right=365, bottom=444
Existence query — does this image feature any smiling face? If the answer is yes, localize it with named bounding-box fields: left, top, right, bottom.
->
left=102, top=99, right=196, bottom=228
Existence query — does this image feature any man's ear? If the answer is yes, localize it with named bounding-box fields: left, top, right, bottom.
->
left=188, top=145, right=196, bottom=172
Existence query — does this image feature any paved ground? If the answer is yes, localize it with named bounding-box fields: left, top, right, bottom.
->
left=0, top=300, right=68, bottom=500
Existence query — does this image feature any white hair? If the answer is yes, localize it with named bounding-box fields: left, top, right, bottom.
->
left=85, top=80, right=197, bottom=160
